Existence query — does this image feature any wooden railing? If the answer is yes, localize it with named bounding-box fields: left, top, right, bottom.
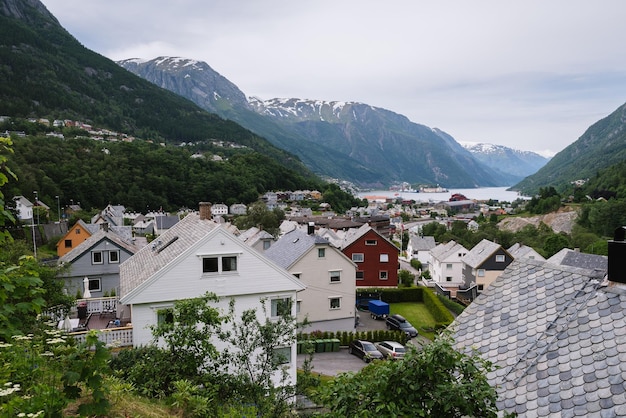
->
left=76, top=296, right=119, bottom=315
left=70, top=326, right=133, bottom=348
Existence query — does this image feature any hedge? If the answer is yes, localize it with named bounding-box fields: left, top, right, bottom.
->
left=298, top=329, right=408, bottom=347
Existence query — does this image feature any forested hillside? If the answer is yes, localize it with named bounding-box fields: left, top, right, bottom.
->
left=3, top=133, right=320, bottom=212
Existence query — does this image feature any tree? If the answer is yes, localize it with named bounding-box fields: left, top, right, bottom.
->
left=315, top=333, right=504, bottom=417
left=398, top=269, right=415, bottom=287
left=233, top=201, right=284, bottom=237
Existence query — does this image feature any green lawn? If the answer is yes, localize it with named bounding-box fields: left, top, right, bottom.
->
left=390, top=302, right=438, bottom=341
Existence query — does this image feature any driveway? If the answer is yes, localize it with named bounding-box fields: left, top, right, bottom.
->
left=297, top=312, right=429, bottom=376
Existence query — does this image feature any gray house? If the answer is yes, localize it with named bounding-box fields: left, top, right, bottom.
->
left=450, top=232, right=626, bottom=417
left=57, top=228, right=140, bottom=298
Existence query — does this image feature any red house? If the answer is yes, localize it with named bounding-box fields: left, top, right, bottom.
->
left=339, top=225, right=399, bottom=287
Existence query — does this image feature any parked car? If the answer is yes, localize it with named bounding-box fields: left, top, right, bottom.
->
left=386, top=314, right=418, bottom=338
left=348, top=340, right=384, bottom=363
left=374, top=341, right=406, bottom=360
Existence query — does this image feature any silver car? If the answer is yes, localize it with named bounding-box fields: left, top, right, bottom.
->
left=374, top=340, right=406, bottom=360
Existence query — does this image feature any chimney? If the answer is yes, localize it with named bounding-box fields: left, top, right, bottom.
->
left=307, top=221, right=315, bottom=235
left=608, top=226, right=626, bottom=284
left=199, top=202, right=212, bottom=221
left=100, top=222, right=109, bottom=232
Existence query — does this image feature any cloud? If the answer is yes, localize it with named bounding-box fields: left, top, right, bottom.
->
left=42, top=0, right=626, bottom=155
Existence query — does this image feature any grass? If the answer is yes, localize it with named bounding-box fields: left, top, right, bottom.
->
left=390, top=302, right=439, bottom=341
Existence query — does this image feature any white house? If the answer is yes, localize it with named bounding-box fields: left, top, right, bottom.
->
left=429, top=240, right=469, bottom=286
left=13, top=195, right=33, bottom=221
left=264, top=227, right=357, bottom=332
left=211, top=203, right=229, bottom=216
left=508, top=243, right=545, bottom=261
left=119, top=203, right=305, bottom=387
left=406, top=235, right=436, bottom=267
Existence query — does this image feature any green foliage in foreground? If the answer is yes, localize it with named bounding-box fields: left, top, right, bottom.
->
left=314, top=333, right=508, bottom=417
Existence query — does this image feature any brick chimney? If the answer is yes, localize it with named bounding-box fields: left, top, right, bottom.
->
left=608, top=226, right=626, bottom=284
left=199, top=202, right=212, bottom=221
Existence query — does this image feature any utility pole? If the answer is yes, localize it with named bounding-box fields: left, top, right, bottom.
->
left=55, top=195, right=60, bottom=223
left=32, top=191, right=38, bottom=258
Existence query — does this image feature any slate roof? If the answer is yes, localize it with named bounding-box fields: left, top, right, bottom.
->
left=429, top=240, right=469, bottom=262
left=548, top=248, right=608, bottom=274
left=239, top=227, right=274, bottom=247
left=119, top=213, right=219, bottom=298
left=264, top=229, right=329, bottom=269
left=58, top=229, right=139, bottom=264
left=508, top=243, right=546, bottom=261
left=461, top=239, right=502, bottom=268
left=409, top=236, right=436, bottom=251
left=451, top=258, right=626, bottom=417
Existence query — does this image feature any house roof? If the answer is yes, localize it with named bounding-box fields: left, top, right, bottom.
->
left=239, top=227, right=274, bottom=247
left=451, top=258, right=626, bottom=417
left=430, top=240, right=468, bottom=262
left=548, top=248, right=608, bottom=273
left=508, top=243, right=546, bottom=261
left=461, top=239, right=503, bottom=268
left=264, top=229, right=329, bottom=269
left=58, top=228, right=139, bottom=264
left=409, top=236, right=436, bottom=251
left=119, top=213, right=219, bottom=298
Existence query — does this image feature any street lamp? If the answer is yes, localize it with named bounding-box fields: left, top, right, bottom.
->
left=55, top=195, right=60, bottom=223
left=33, top=191, right=39, bottom=226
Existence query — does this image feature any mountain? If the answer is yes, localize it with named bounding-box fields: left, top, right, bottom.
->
left=118, top=56, right=514, bottom=189
left=462, top=143, right=550, bottom=182
left=0, top=0, right=310, bottom=175
left=513, top=102, right=626, bottom=195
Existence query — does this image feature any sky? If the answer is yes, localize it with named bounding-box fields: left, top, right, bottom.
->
left=41, top=1, right=626, bottom=157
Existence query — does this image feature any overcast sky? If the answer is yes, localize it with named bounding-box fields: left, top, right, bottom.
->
left=42, top=1, right=626, bottom=157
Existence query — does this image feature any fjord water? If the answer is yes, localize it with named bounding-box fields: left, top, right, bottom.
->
left=358, top=187, right=528, bottom=203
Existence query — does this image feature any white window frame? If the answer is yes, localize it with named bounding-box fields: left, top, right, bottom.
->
left=272, top=346, right=292, bottom=365
left=380, top=253, right=389, bottom=263
left=352, top=253, right=364, bottom=263
left=329, top=297, right=341, bottom=310
left=478, top=269, right=485, bottom=277
left=91, top=251, right=103, bottom=265
left=495, top=254, right=505, bottom=262
left=271, top=297, right=291, bottom=318
left=87, top=277, right=101, bottom=292
left=329, top=270, right=341, bottom=283
left=109, top=250, right=120, bottom=264
left=365, top=239, right=377, bottom=246
left=200, top=253, right=240, bottom=275
left=356, top=271, right=364, bottom=280
left=318, top=248, right=326, bottom=258
left=379, top=271, right=388, bottom=280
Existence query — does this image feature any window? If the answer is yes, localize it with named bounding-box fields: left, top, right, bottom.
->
left=356, top=271, right=364, bottom=280
left=352, top=253, right=364, bottom=263
left=64, top=239, right=72, bottom=248
left=495, top=254, right=505, bottom=262
left=222, top=256, right=237, bottom=272
left=329, top=270, right=341, bottom=283
left=202, top=255, right=238, bottom=274
left=478, top=269, right=485, bottom=277
left=329, top=297, right=341, bottom=310
left=157, top=308, right=174, bottom=325
left=296, top=300, right=301, bottom=313
left=88, top=278, right=101, bottom=292
left=478, top=284, right=484, bottom=291
left=263, top=240, right=271, bottom=250
left=446, top=263, right=452, bottom=270
left=380, top=271, right=388, bottom=280
left=91, top=251, right=103, bottom=264
left=203, top=257, right=219, bottom=273
left=446, top=276, right=452, bottom=282
left=318, top=248, right=326, bottom=258
left=380, top=253, right=389, bottom=263
left=272, top=346, right=291, bottom=366
left=293, top=273, right=301, bottom=279
left=271, top=298, right=291, bottom=317
left=365, top=240, right=377, bottom=246
left=109, top=250, right=120, bottom=264
left=75, top=228, right=81, bottom=234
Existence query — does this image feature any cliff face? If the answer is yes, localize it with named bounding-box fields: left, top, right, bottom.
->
left=0, top=0, right=59, bottom=25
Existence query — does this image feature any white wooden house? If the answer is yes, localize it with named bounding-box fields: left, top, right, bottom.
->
left=119, top=203, right=305, bottom=387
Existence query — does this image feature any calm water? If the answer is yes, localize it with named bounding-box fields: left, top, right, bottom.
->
left=358, top=187, right=529, bottom=203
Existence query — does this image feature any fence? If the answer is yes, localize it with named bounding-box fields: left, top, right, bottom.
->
left=70, top=326, right=133, bottom=348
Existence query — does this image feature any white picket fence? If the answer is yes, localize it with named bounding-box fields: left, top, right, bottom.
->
left=70, top=326, right=134, bottom=348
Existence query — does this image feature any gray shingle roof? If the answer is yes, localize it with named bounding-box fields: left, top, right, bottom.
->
left=451, top=258, right=626, bottom=417
left=264, top=229, right=328, bottom=269
left=461, top=239, right=502, bottom=268
left=548, top=248, right=608, bottom=274
left=58, top=229, right=139, bottom=264
left=409, top=236, right=436, bottom=251
left=430, top=240, right=469, bottom=261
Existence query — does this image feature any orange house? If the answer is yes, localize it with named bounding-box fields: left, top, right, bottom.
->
left=56, top=219, right=96, bottom=257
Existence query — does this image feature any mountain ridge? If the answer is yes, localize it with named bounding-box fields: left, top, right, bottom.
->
left=118, top=56, right=527, bottom=188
